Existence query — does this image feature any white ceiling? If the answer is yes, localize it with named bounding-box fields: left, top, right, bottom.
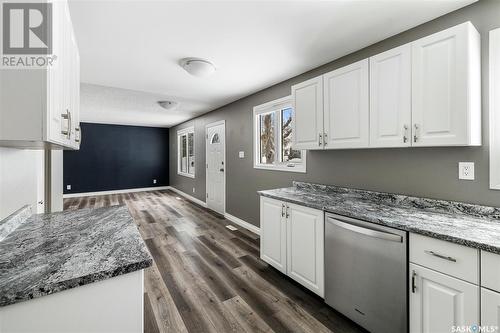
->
left=69, top=0, right=476, bottom=128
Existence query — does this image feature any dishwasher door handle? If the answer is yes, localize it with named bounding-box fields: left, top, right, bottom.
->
left=327, top=217, right=403, bottom=243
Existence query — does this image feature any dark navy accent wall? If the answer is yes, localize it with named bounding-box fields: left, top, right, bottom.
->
left=63, top=123, right=169, bottom=194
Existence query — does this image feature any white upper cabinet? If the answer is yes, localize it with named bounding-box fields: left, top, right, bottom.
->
left=411, top=22, right=481, bottom=147
left=323, top=59, right=369, bottom=149
left=370, top=44, right=412, bottom=147
left=291, top=22, right=481, bottom=150
left=291, top=76, right=324, bottom=150
left=0, top=0, right=80, bottom=150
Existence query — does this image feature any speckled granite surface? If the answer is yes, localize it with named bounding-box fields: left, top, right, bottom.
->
left=259, top=182, right=500, bottom=254
left=0, top=205, right=32, bottom=242
left=0, top=205, right=152, bottom=307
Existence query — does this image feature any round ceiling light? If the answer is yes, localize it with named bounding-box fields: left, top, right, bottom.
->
left=180, top=58, right=216, bottom=78
left=157, top=100, right=179, bottom=110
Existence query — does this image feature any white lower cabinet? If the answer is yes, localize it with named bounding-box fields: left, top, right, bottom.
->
left=260, top=196, right=287, bottom=274
left=481, top=288, right=500, bottom=328
left=410, top=263, right=479, bottom=333
left=260, top=196, right=324, bottom=297
left=286, top=203, right=324, bottom=296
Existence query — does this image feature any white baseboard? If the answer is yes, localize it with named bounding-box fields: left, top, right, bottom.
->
left=168, top=187, right=260, bottom=235
left=224, top=213, right=260, bottom=235
left=63, top=186, right=170, bottom=198
left=166, top=186, right=207, bottom=207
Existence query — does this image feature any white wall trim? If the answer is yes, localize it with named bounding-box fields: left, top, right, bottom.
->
left=224, top=213, right=260, bottom=235
left=169, top=186, right=259, bottom=235
left=167, top=186, right=207, bottom=208
left=63, top=186, right=170, bottom=198
left=64, top=185, right=260, bottom=236
left=490, top=28, right=500, bottom=190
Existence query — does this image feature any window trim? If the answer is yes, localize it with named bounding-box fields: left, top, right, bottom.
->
left=253, top=96, right=307, bottom=173
left=177, top=126, right=195, bottom=178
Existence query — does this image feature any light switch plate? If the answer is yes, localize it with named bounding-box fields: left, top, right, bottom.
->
left=459, top=162, right=475, bottom=180
left=239, top=151, right=245, bottom=158
left=66, top=185, right=71, bottom=190
left=153, top=179, right=157, bottom=184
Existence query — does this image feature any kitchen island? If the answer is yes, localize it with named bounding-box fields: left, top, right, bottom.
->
left=0, top=205, right=152, bottom=332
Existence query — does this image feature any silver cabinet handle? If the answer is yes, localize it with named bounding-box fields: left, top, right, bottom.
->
left=281, top=204, right=285, bottom=217
left=68, top=111, right=72, bottom=140
left=318, top=133, right=323, bottom=146
left=61, top=110, right=70, bottom=137
left=403, top=125, right=408, bottom=143
left=323, top=133, right=328, bottom=146
left=75, top=127, right=81, bottom=143
left=413, top=124, right=419, bottom=143
left=326, top=217, right=403, bottom=242
left=412, top=270, right=417, bottom=293
left=424, top=250, right=457, bottom=263
left=285, top=205, right=289, bottom=218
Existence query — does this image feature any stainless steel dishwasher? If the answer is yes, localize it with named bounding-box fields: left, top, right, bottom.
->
left=325, top=213, right=408, bottom=333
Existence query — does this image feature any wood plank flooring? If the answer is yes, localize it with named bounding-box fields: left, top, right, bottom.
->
left=64, top=190, right=367, bottom=333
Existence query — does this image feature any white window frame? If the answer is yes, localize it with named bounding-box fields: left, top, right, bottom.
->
left=253, top=96, right=307, bottom=173
left=177, top=126, right=195, bottom=178
left=490, top=28, right=500, bottom=189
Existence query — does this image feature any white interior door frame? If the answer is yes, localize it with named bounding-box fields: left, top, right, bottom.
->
left=205, top=120, right=226, bottom=214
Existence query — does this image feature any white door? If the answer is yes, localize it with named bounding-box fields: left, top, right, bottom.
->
left=410, top=263, right=479, bottom=333
left=370, top=44, right=412, bottom=148
left=291, top=76, right=324, bottom=150
left=286, top=203, right=324, bottom=297
left=260, top=197, right=287, bottom=274
left=323, top=59, right=369, bottom=149
left=411, top=23, right=471, bottom=146
left=482, top=288, right=500, bottom=328
left=206, top=121, right=225, bottom=214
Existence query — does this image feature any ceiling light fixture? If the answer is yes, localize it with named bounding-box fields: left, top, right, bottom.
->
left=157, top=100, right=179, bottom=110
left=180, top=58, right=216, bottom=77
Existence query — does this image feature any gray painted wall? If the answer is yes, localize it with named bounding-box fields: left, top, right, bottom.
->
left=170, top=0, right=500, bottom=228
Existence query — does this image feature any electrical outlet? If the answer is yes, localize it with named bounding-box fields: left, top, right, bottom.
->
left=66, top=185, right=71, bottom=190
left=153, top=179, right=157, bottom=184
left=239, top=151, right=245, bottom=158
left=192, top=187, right=196, bottom=193
left=459, top=162, right=475, bottom=180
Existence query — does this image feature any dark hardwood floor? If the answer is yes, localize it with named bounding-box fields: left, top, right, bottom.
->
left=64, top=190, right=367, bottom=333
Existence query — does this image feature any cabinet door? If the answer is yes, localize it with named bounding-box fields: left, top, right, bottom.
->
left=410, top=263, right=479, bottom=333
left=481, top=288, right=500, bottom=328
left=411, top=22, right=480, bottom=146
left=47, top=0, right=69, bottom=146
left=260, top=197, right=287, bottom=274
left=286, top=203, right=324, bottom=297
left=291, top=76, right=324, bottom=150
left=323, top=59, right=369, bottom=149
left=70, top=34, right=81, bottom=149
left=370, top=44, right=412, bottom=147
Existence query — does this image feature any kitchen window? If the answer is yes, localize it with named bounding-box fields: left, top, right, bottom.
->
left=253, top=96, right=306, bottom=172
left=178, top=127, right=195, bottom=178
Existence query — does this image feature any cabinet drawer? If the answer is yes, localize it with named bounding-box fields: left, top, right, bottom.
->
left=481, top=251, right=500, bottom=293
left=410, top=233, right=479, bottom=284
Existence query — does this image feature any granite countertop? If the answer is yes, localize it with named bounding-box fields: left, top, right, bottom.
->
left=259, top=182, right=500, bottom=254
left=0, top=205, right=152, bottom=308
